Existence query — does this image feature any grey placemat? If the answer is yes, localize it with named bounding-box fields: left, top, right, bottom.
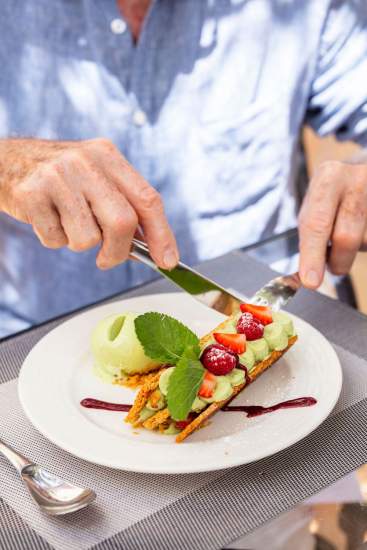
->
left=0, top=251, right=366, bottom=550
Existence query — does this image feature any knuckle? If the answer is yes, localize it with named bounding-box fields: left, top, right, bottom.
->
left=299, top=212, right=332, bottom=236
left=88, top=137, right=116, bottom=154
left=333, top=230, right=360, bottom=251
left=52, top=150, right=88, bottom=178
left=37, top=163, right=62, bottom=184
left=138, top=186, right=163, bottom=212
left=109, top=210, right=138, bottom=234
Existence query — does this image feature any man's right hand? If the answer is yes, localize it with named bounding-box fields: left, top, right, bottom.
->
left=0, top=138, right=179, bottom=269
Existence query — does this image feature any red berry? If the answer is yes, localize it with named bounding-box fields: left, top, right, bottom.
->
left=175, top=413, right=197, bottom=430
left=236, top=312, right=264, bottom=340
left=200, top=344, right=238, bottom=375
left=213, top=332, right=246, bottom=354
left=198, top=370, right=218, bottom=397
left=240, top=303, right=273, bottom=325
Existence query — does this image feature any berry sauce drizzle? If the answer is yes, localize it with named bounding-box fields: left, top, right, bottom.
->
left=222, top=396, right=317, bottom=418
left=239, top=365, right=252, bottom=386
left=80, top=398, right=132, bottom=412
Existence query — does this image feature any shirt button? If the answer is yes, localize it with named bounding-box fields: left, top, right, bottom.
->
left=110, top=18, right=127, bottom=34
left=133, top=110, right=147, bottom=126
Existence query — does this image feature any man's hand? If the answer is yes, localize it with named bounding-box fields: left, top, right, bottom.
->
left=299, top=160, right=367, bottom=289
left=0, top=138, right=179, bottom=270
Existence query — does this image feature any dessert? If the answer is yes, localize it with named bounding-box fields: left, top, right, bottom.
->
left=124, top=305, right=298, bottom=442
left=91, top=312, right=162, bottom=382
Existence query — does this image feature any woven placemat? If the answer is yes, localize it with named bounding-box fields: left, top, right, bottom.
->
left=0, top=251, right=366, bottom=550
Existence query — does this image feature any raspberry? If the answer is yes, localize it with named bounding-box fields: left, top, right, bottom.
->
left=200, top=344, right=238, bottom=375
left=236, top=312, right=264, bottom=340
left=175, top=413, right=197, bottom=430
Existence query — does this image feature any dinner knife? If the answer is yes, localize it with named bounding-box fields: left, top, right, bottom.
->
left=130, top=238, right=301, bottom=316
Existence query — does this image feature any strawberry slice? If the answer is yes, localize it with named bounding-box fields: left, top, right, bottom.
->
left=213, top=332, right=246, bottom=354
left=240, top=303, right=273, bottom=325
left=198, top=371, right=217, bottom=398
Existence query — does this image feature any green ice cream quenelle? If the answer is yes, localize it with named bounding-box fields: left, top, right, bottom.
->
left=91, top=312, right=161, bottom=379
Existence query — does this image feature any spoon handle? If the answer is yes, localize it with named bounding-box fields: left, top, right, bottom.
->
left=0, top=439, right=32, bottom=473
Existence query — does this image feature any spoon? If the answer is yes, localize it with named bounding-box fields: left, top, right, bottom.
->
left=0, top=438, right=96, bottom=515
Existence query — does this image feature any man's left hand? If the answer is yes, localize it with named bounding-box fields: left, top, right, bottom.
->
left=298, top=160, right=367, bottom=289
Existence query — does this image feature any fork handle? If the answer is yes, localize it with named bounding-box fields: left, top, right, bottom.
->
left=0, top=438, right=32, bottom=473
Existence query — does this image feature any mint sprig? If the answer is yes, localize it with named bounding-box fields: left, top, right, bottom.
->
left=134, top=312, right=200, bottom=364
left=167, top=346, right=205, bottom=421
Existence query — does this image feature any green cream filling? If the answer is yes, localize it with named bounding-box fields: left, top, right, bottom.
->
left=163, top=423, right=181, bottom=436
left=226, top=368, right=246, bottom=386
left=272, top=311, right=295, bottom=337
left=238, top=347, right=255, bottom=371
left=191, top=396, right=207, bottom=412
left=138, top=407, right=156, bottom=423
left=263, top=321, right=289, bottom=351
left=159, top=367, right=175, bottom=396
left=247, top=338, right=270, bottom=361
left=214, top=319, right=238, bottom=334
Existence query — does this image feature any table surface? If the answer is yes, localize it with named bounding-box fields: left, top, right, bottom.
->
left=1, top=229, right=366, bottom=550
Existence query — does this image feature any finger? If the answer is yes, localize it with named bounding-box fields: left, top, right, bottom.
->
left=298, top=174, right=341, bottom=289
left=49, top=155, right=103, bottom=252
left=361, top=225, right=367, bottom=252
left=328, top=193, right=367, bottom=274
left=85, top=181, right=138, bottom=269
left=52, top=181, right=102, bottom=253
left=86, top=139, right=179, bottom=269
left=28, top=196, right=68, bottom=249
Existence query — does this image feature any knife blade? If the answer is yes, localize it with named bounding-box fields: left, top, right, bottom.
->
left=130, top=238, right=301, bottom=316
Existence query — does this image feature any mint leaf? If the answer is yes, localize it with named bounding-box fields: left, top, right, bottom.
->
left=167, top=346, right=205, bottom=421
left=134, top=312, right=200, bottom=364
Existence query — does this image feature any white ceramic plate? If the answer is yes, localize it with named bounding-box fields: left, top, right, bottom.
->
left=18, top=292, right=342, bottom=474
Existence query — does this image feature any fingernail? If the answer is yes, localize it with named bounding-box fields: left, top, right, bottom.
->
left=163, top=249, right=178, bottom=269
left=304, top=269, right=320, bottom=288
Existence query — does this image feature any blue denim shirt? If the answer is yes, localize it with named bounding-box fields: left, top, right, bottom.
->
left=0, top=0, right=366, bottom=336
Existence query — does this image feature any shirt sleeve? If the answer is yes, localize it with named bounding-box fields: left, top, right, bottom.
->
left=306, top=0, right=367, bottom=146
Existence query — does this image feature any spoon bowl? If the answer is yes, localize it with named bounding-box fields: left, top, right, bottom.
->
left=21, top=464, right=96, bottom=516
left=0, top=438, right=96, bottom=515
